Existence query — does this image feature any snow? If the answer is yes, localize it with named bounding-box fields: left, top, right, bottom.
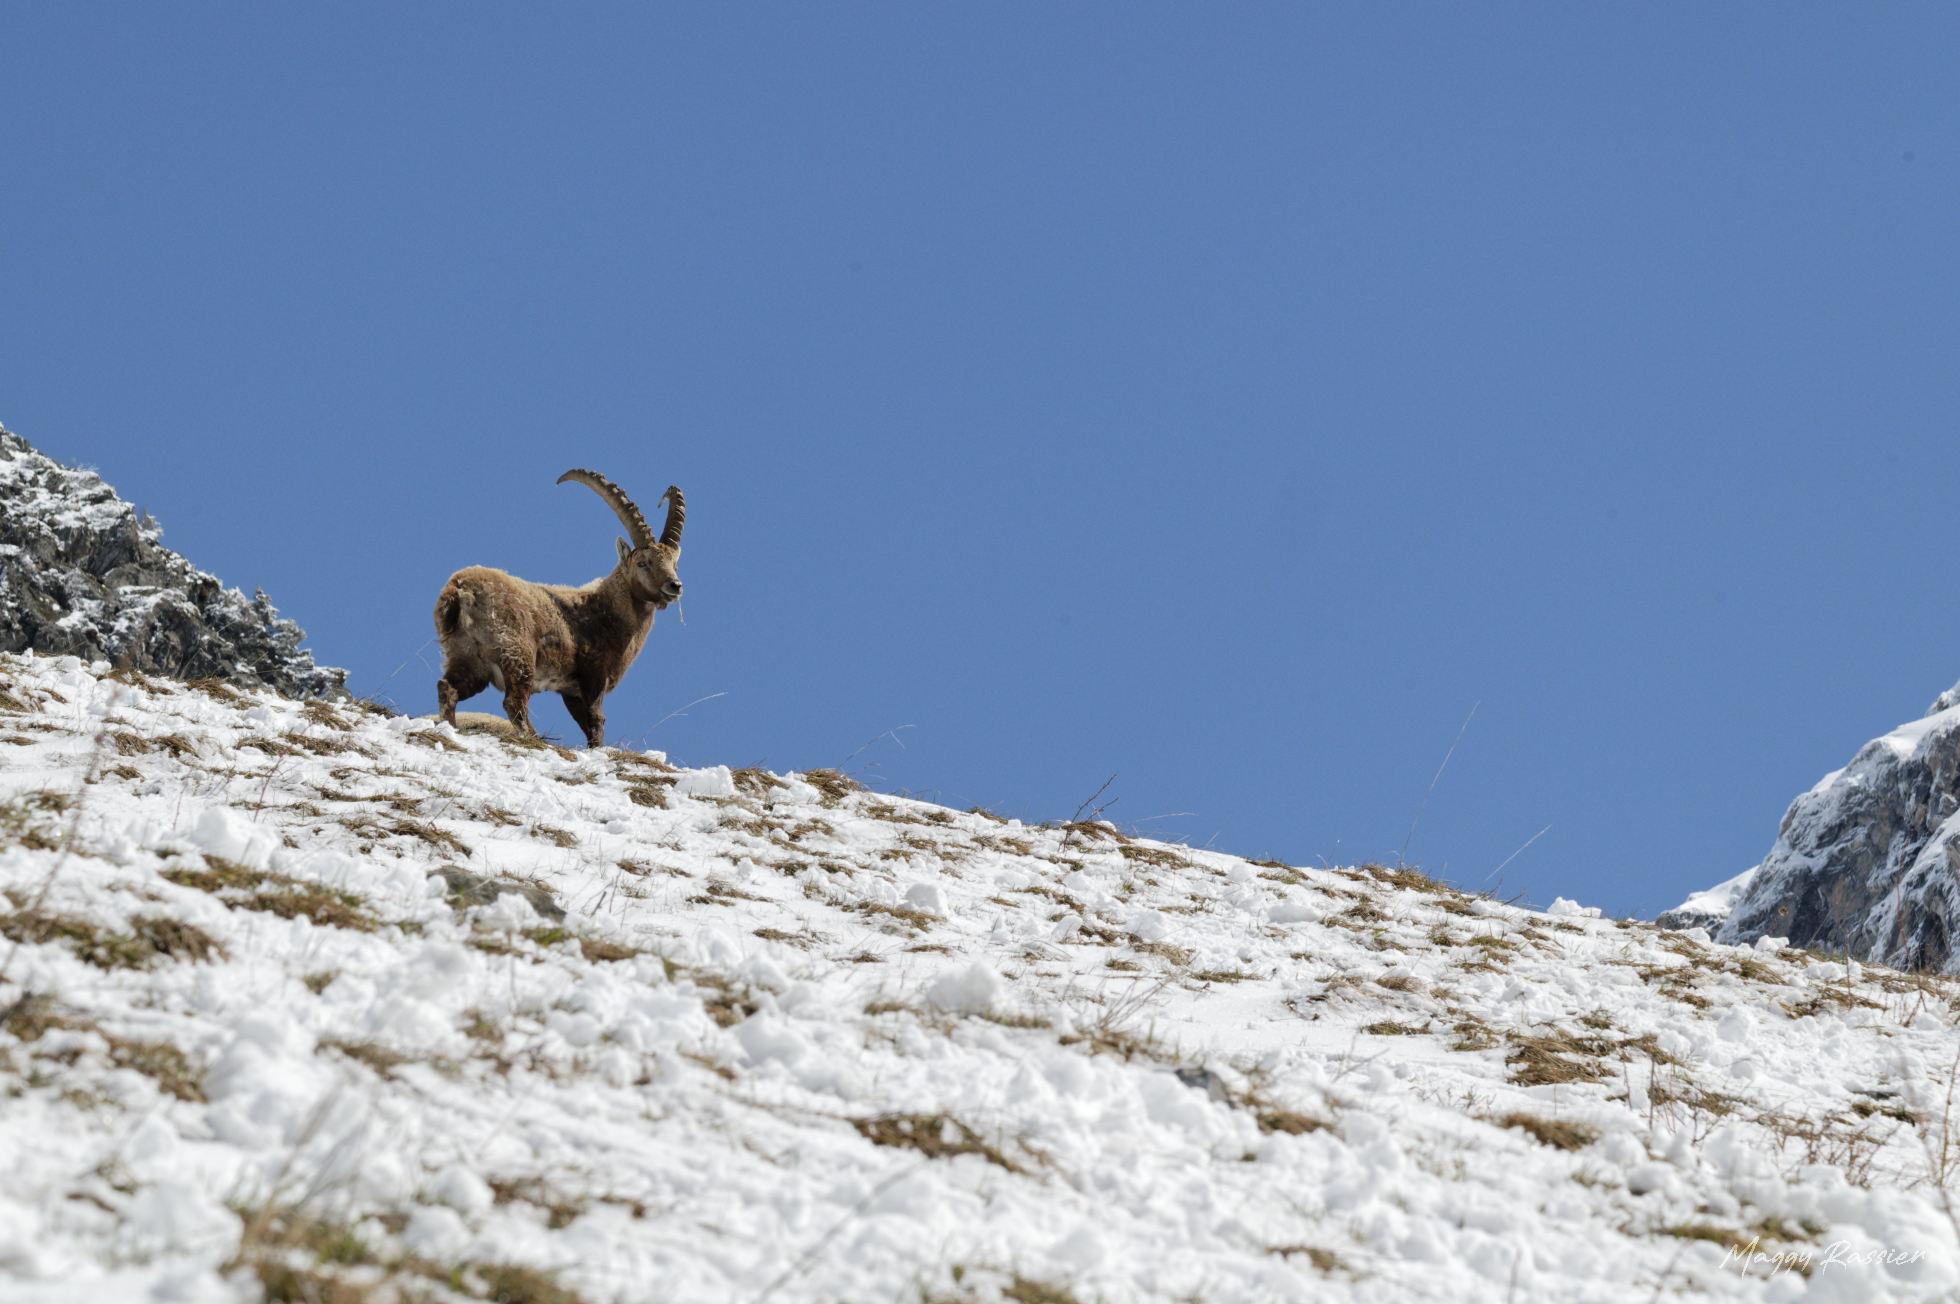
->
left=0, top=651, right=1955, bottom=1301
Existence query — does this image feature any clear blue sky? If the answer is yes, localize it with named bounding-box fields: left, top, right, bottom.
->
left=3, top=7, right=1956, bottom=919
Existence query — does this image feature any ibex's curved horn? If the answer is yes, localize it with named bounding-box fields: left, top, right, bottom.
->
left=658, top=485, right=685, bottom=550
left=556, top=469, right=654, bottom=550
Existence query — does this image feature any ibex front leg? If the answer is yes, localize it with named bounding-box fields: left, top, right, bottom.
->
left=561, top=691, right=605, bottom=748
left=500, top=664, right=538, bottom=737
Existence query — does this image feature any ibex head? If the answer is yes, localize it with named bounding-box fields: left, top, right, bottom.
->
left=556, top=469, right=686, bottom=609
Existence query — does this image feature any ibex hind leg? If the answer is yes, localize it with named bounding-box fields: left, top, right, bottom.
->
left=438, top=665, right=490, bottom=726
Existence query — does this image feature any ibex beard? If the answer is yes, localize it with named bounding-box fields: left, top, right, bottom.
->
left=433, top=469, right=684, bottom=748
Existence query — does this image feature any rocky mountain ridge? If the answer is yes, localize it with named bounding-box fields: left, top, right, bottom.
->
left=0, top=422, right=343, bottom=699
left=1662, top=678, right=1960, bottom=974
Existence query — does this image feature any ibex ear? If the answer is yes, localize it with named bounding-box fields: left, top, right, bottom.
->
left=616, top=537, right=631, bottom=565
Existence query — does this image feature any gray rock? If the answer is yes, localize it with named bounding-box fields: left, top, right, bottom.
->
left=0, top=424, right=343, bottom=698
left=1666, top=681, right=1960, bottom=974
left=433, top=866, right=564, bottom=921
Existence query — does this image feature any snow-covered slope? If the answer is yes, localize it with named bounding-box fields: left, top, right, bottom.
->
left=1664, top=682, right=1960, bottom=975
left=2, top=653, right=1958, bottom=1303
left=0, top=424, right=342, bottom=699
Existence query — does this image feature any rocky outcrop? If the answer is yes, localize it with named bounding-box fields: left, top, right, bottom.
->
left=1654, top=867, right=1755, bottom=934
left=1663, top=685, right=1960, bottom=974
left=0, top=423, right=344, bottom=698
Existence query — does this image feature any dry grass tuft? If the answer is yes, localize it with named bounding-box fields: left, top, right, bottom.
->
left=851, top=900, right=937, bottom=932
left=321, top=1037, right=414, bottom=1076
left=801, top=768, right=862, bottom=805
left=1254, top=1105, right=1330, bottom=1136
left=1364, top=863, right=1458, bottom=896
left=626, top=775, right=676, bottom=807
left=164, top=855, right=377, bottom=933
left=1783, top=985, right=1883, bottom=1019
left=1656, top=1222, right=1754, bottom=1254
left=1001, top=1277, right=1082, bottom=1304
left=106, top=1036, right=205, bottom=1101
left=1505, top=1028, right=1674, bottom=1087
left=180, top=675, right=243, bottom=703
left=299, top=700, right=352, bottom=730
left=523, top=927, right=644, bottom=964
left=1055, top=819, right=1129, bottom=844
left=530, top=823, right=578, bottom=849
left=111, top=731, right=199, bottom=760
left=0, top=906, right=224, bottom=969
left=1495, top=1111, right=1599, bottom=1151
left=1266, top=1244, right=1346, bottom=1274
left=732, top=766, right=786, bottom=797
left=852, top=1112, right=1029, bottom=1173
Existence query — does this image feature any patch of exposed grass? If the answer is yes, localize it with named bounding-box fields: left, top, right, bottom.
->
left=106, top=1036, right=204, bottom=1101
left=1001, top=1276, right=1082, bottom=1304
left=0, top=794, right=64, bottom=851
left=1648, top=1072, right=1741, bottom=1119
left=185, top=676, right=244, bottom=704
left=322, top=1038, right=414, bottom=1076
left=852, top=900, right=937, bottom=931
left=1266, top=1244, right=1346, bottom=1274
left=280, top=730, right=367, bottom=757
left=0, top=907, right=223, bottom=969
left=1656, top=1222, right=1753, bottom=1253
left=1131, top=939, right=1193, bottom=967
left=1054, top=819, right=1128, bottom=844
left=626, top=776, right=674, bottom=807
left=1505, top=1028, right=1675, bottom=1088
left=801, top=767, right=863, bottom=805
left=682, top=968, right=759, bottom=1027
left=0, top=997, right=205, bottom=1100
left=231, top=1204, right=588, bottom=1304
left=975, top=1008, right=1052, bottom=1031
left=238, top=734, right=304, bottom=758
left=299, top=700, right=352, bottom=730
left=852, top=1112, right=1028, bottom=1173
left=1495, top=1111, right=1598, bottom=1151
left=387, top=819, right=472, bottom=856
left=1783, top=985, right=1883, bottom=1018
left=1118, top=843, right=1191, bottom=871
left=1253, top=1102, right=1330, bottom=1136
left=1362, top=1019, right=1427, bottom=1036
left=732, top=766, right=786, bottom=797
left=0, top=992, right=81, bottom=1042
left=530, top=823, right=577, bottom=849
left=1364, top=863, right=1457, bottom=896
left=1331, top=899, right=1390, bottom=928
left=486, top=1176, right=591, bottom=1230
left=522, top=927, right=643, bottom=964
left=164, top=855, right=377, bottom=932
left=1450, top=1016, right=1501, bottom=1052
left=111, top=730, right=198, bottom=760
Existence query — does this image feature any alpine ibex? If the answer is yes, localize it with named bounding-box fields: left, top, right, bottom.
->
left=433, top=470, right=684, bottom=747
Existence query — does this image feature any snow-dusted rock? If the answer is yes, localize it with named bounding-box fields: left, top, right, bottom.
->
left=0, top=422, right=342, bottom=697
left=1663, top=679, right=1960, bottom=972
